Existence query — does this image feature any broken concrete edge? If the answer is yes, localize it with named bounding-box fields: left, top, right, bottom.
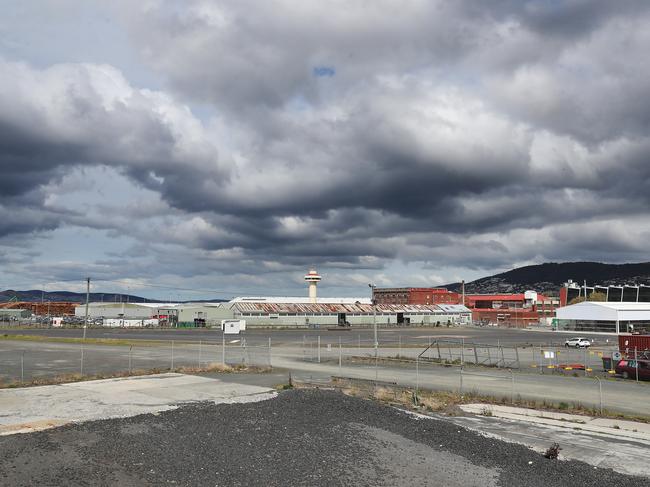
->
left=291, top=375, right=650, bottom=425
left=0, top=373, right=278, bottom=436
left=0, top=364, right=273, bottom=390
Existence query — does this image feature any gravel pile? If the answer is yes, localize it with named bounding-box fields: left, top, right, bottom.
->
left=0, top=389, right=648, bottom=486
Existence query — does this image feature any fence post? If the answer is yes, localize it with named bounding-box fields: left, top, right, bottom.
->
left=338, top=336, right=342, bottom=372
left=358, top=333, right=361, bottom=351
left=461, top=338, right=465, bottom=365
left=473, top=345, right=478, bottom=365
left=635, top=347, right=639, bottom=382
left=317, top=336, right=321, bottom=363
left=222, top=334, right=226, bottom=366
left=269, top=337, right=272, bottom=368
left=199, top=340, right=202, bottom=368
left=595, top=377, right=603, bottom=414
left=514, top=346, right=520, bottom=369
left=415, top=355, right=419, bottom=398
left=129, top=345, right=133, bottom=374
left=584, top=347, right=587, bottom=377
left=21, top=350, right=25, bottom=384
left=510, top=369, right=515, bottom=404
left=80, top=342, right=84, bottom=376
left=171, top=340, right=174, bottom=371
left=500, top=346, right=505, bottom=368
left=398, top=335, right=402, bottom=358
left=459, top=367, right=463, bottom=394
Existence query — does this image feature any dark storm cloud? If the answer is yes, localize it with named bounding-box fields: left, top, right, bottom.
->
left=3, top=0, right=650, bottom=286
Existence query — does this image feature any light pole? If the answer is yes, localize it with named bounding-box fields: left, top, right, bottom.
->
left=368, top=284, right=378, bottom=380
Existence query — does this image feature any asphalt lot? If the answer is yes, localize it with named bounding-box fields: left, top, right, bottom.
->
left=1, top=389, right=647, bottom=487
left=0, top=325, right=616, bottom=347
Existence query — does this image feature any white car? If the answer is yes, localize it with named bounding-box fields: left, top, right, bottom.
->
left=564, top=337, right=591, bottom=348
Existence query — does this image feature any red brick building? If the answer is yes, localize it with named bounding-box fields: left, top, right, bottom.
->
left=372, top=288, right=461, bottom=305
left=466, top=292, right=558, bottom=327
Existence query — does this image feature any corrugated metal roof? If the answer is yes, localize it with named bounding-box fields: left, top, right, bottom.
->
left=437, top=304, right=471, bottom=313
left=232, top=302, right=463, bottom=314
left=230, top=297, right=371, bottom=304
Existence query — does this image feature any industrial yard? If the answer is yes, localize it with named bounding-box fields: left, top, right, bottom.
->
left=1, top=387, right=648, bottom=486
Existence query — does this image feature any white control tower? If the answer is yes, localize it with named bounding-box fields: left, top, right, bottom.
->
left=304, top=268, right=322, bottom=304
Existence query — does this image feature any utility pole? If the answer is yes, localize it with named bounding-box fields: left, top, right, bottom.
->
left=368, top=283, right=377, bottom=349
left=83, top=277, right=90, bottom=340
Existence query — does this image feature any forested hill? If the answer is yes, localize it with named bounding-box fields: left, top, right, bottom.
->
left=445, top=262, right=650, bottom=295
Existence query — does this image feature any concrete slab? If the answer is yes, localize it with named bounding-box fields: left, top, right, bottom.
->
left=0, top=373, right=275, bottom=436
left=460, top=404, right=650, bottom=441
left=454, top=403, right=650, bottom=478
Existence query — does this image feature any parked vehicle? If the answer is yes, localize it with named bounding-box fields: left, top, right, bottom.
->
left=564, top=337, right=591, bottom=348
left=615, top=359, right=650, bottom=380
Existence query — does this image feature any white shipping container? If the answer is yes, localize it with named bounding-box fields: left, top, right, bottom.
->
left=221, top=319, right=246, bottom=334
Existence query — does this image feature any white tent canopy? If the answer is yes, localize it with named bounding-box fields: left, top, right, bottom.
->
left=556, top=301, right=650, bottom=333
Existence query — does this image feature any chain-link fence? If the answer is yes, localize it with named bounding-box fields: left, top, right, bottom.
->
left=0, top=339, right=271, bottom=384
left=298, top=334, right=617, bottom=376
left=289, top=333, right=650, bottom=415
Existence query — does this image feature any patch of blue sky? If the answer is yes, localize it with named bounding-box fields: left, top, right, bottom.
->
left=313, top=66, right=335, bottom=77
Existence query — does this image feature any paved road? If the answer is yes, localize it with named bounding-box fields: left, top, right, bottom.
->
left=276, top=355, right=650, bottom=417
left=0, top=336, right=646, bottom=417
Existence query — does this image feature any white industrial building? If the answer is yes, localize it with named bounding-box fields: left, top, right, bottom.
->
left=555, top=301, right=650, bottom=334
left=75, top=302, right=179, bottom=319
left=75, top=302, right=233, bottom=327
left=74, top=268, right=472, bottom=328
left=230, top=301, right=471, bottom=328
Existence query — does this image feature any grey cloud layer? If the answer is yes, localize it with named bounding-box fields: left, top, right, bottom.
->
left=2, top=0, right=650, bottom=288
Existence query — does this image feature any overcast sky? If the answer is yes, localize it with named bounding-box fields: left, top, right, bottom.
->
left=1, top=1, right=649, bottom=300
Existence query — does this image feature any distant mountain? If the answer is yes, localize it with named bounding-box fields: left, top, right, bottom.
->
left=446, top=262, right=650, bottom=296
left=0, top=290, right=228, bottom=304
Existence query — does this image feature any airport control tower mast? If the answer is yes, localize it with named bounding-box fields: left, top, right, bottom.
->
left=304, top=268, right=322, bottom=304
